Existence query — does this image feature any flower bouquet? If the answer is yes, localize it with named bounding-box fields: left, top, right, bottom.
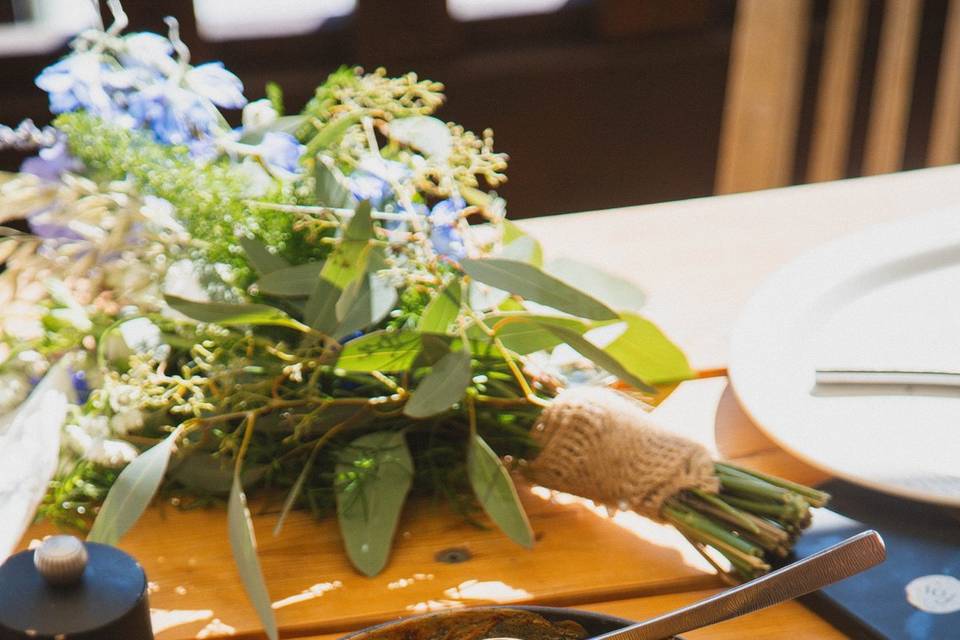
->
left=0, top=3, right=828, bottom=636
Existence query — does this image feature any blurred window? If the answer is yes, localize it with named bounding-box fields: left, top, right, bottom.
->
left=446, top=0, right=569, bottom=21
left=192, top=0, right=355, bottom=41
left=0, top=0, right=98, bottom=56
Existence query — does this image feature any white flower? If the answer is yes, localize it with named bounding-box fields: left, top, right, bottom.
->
left=0, top=373, right=30, bottom=414
left=140, top=195, right=185, bottom=233
left=64, top=418, right=138, bottom=467
left=242, top=98, right=279, bottom=131
left=110, top=408, right=144, bottom=435
left=88, top=438, right=139, bottom=467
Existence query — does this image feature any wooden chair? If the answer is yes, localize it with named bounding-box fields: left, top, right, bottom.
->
left=716, top=0, right=960, bottom=194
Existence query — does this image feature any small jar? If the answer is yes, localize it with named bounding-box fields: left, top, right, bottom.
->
left=0, top=536, right=153, bottom=639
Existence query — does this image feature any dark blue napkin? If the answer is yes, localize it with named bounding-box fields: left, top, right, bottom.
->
left=791, top=480, right=960, bottom=640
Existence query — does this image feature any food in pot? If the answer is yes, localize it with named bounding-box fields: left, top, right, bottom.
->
left=349, top=608, right=589, bottom=640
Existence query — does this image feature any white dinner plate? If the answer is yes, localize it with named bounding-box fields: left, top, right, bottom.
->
left=729, top=208, right=960, bottom=507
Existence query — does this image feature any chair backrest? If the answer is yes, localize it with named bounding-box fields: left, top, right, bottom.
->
left=716, top=0, right=960, bottom=194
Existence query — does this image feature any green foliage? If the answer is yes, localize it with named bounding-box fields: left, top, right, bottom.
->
left=467, top=433, right=534, bottom=548
left=336, top=330, right=424, bottom=372
left=228, top=475, right=278, bottom=640
left=87, top=430, right=178, bottom=546
left=545, top=258, right=646, bottom=312
left=335, top=430, right=414, bottom=576
left=602, top=312, right=694, bottom=384
left=320, top=201, right=374, bottom=288
left=461, top=258, right=618, bottom=321
left=54, top=112, right=324, bottom=283
left=165, top=295, right=309, bottom=332
left=404, top=348, right=472, bottom=418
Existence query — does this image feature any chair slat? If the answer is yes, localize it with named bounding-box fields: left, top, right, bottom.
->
left=807, top=0, right=868, bottom=183
left=928, top=0, right=960, bottom=166
left=862, top=0, right=924, bottom=176
left=716, top=0, right=812, bottom=194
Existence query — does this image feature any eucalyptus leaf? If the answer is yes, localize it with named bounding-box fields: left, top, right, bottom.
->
left=336, top=330, right=422, bottom=372
left=404, top=348, right=472, bottom=418
left=601, top=312, right=694, bottom=384
left=486, top=314, right=590, bottom=354
left=274, top=440, right=322, bottom=536
left=254, top=261, right=324, bottom=297
left=165, top=295, right=307, bottom=331
left=304, top=277, right=341, bottom=334
left=461, top=258, right=617, bottom=321
left=87, top=430, right=178, bottom=546
left=418, top=279, right=461, bottom=334
left=546, top=257, right=646, bottom=312
left=315, top=161, right=353, bottom=209
left=228, top=476, right=278, bottom=640
left=388, top=116, right=453, bottom=160
left=237, top=115, right=307, bottom=144
left=240, top=236, right=289, bottom=275
left=0, top=360, right=72, bottom=557
left=501, top=221, right=543, bottom=267
left=539, top=323, right=655, bottom=392
left=467, top=434, right=534, bottom=548
left=170, top=454, right=267, bottom=495
left=335, top=430, right=414, bottom=576
left=321, top=200, right=373, bottom=289
left=335, top=274, right=398, bottom=339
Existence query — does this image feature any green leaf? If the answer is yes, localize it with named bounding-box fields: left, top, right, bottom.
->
left=315, top=161, right=353, bottom=209
left=254, top=262, right=324, bottom=297
left=461, top=258, right=617, bottom=321
left=501, top=220, right=543, bottom=267
left=539, top=323, right=655, bottom=392
left=228, top=475, right=278, bottom=640
left=322, top=201, right=374, bottom=289
left=404, top=348, right=472, bottom=418
left=418, top=279, right=461, bottom=334
left=240, top=236, right=289, bottom=275
left=170, top=454, right=266, bottom=495
left=165, top=295, right=308, bottom=331
left=336, top=330, right=423, bottom=372
left=388, top=116, right=452, bottom=160
left=87, top=431, right=177, bottom=546
left=305, top=111, right=365, bottom=157
left=546, top=257, right=646, bottom=312
left=237, top=115, right=305, bottom=144
left=602, top=312, right=694, bottom=384
left=335, top=431, right=414, bottom=576
left=487, top=314, right=591, bottom=354
left=304, top=278, right=341, bottom=334
left=467, top=434, right=534, bottom=548
left=335, top=274, right=398, bottom=339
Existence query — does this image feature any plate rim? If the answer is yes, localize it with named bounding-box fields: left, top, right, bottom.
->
left=728, top=207, right=960, bottom=507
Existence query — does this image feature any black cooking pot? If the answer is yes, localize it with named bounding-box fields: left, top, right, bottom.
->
left=340, top=605, right=682, bottom=640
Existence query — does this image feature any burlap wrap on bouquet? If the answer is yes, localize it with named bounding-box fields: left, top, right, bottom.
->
left=526, top=386, right=719, bottom=522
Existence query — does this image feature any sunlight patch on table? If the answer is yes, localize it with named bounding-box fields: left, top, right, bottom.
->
left=150, top=608, right=213, bottom=634
left=529, top=486, right=713, bottom=573
left=272, top=580, right=344, bottom=610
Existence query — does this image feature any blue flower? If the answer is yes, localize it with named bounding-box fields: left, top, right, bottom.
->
left=70, top=369, right=91, bottom=404
left=429, top=197, right=467, bottom=260
left=35, top=55, right=116, bottom=117
left=186, top=62, right=247, bottom=109
left=20, top=137, right=82, bottom=181
left=253, top=132, right=303, bottom=174
left=346, top=156, right=411, bottom=207
left=127, top=83, right=220, bottom=151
